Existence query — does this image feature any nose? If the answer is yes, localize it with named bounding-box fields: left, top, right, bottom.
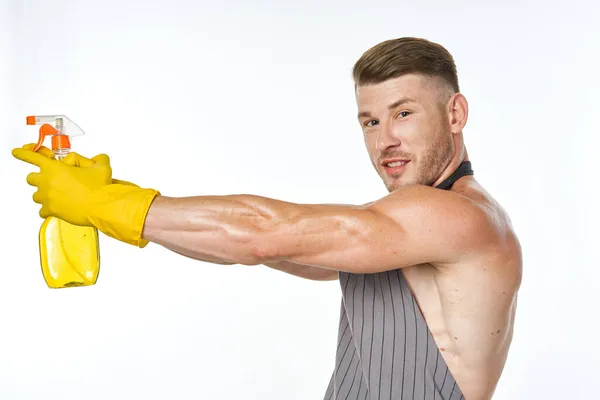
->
left=375, top=119, right=401, bottom=152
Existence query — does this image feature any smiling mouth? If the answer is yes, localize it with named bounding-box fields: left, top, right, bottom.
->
left=382, top=160, right=410, bottom=175
left=384, top=160, right=407, bottom=167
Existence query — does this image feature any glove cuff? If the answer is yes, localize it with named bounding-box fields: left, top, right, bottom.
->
left=86, top=184, right=161, bottom=248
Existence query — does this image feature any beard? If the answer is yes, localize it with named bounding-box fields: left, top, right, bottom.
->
left=382, top=131, right=455, bottom=192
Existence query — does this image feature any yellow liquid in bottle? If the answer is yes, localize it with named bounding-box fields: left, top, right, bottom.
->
left=39, top=216, right=100, bottom=288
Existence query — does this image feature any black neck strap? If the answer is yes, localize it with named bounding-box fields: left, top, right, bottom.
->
left=434, top=161, right=473, bottom=190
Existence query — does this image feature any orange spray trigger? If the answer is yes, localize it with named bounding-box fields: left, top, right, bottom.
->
left=33, top=124, right=61, bottom=152
left=26, top=115, right=82, bottom=157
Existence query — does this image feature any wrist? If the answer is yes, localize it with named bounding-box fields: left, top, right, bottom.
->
left=86, top=184, right=161, bottom=247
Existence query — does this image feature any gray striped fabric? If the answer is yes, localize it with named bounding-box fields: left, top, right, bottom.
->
left=323, top=270, right=464, bottom=400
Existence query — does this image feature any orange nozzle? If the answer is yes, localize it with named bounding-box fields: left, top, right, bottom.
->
left=33, top=123, right=71, bottom=152
left=26, top=116, right=36, bottom=125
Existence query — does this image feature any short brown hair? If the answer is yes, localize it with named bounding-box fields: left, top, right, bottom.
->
left=352, top=37, right=460, bottom=93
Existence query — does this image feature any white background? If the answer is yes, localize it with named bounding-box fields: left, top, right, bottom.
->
left=0, top=0, right=598, bottom=399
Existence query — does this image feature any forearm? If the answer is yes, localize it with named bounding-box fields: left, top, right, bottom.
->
left=141, top=193, right=374, bottom=273
left=142, top=196, right=339, bottom=280
left=141, top=194, right=288, bottom=265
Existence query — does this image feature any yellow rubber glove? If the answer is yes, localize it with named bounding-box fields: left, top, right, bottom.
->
left=22, top=144, right=139, bottom=187
left=12, top=144, right=161, bottom=248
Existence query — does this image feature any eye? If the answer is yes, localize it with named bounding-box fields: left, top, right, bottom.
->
left=397, top=111, right=410, bottom=118
left=365, top=120, right=379, bottom=127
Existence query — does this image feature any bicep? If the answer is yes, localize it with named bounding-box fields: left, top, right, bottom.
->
left=263, top=186, right=493, bottom=274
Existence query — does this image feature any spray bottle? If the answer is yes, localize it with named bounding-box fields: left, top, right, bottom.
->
left=26, top=115, right=100, bottom=288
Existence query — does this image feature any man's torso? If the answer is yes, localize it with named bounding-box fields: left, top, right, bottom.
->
left=324, top=178, right=522, bottom=400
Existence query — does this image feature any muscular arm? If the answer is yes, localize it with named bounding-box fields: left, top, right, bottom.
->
left=141, top=185, right=495, bottom=274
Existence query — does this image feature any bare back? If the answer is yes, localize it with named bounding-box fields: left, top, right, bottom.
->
left=403, top=177, right=522, bottom=399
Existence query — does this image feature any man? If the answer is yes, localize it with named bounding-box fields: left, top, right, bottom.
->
left=13, top=37, right=522, bottom=400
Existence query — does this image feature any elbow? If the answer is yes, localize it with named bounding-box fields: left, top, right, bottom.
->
left=245, top=243, right=272, bottom=266
left=246, top=227, right=289, bottom=265
left=227, top=234, right=268, bottom=265
left=209, top=229, right=272, bottom=266
left=239, top=228, right=280, bottom=266
left=223, top=196, right=281, bottom=265
left=245, top=211, right=291, bottom=265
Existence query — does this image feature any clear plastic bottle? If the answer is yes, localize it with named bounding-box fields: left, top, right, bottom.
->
left=26, top=115, right=100, bottom=288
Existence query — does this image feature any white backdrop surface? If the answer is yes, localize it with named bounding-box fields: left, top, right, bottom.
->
left=0, top=1, right=597, bottom=399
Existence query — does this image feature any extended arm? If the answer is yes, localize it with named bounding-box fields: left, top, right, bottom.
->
left=11, top=145, right=493, bottom=275
left=141, top=186, right=494, bottom=274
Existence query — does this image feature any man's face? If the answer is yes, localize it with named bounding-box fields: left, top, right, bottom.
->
left=356, top=74, right=456, bottom=192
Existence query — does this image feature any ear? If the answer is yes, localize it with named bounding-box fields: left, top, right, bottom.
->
left=448, top=93, right=468, bottom=134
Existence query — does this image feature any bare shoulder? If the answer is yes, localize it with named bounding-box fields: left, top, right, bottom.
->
left=259, top=176, right=520, bottom=275
left=363, top=180, right=513, bottom=265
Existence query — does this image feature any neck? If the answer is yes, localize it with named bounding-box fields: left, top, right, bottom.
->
left=432, top=146, right=470, bottom=188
